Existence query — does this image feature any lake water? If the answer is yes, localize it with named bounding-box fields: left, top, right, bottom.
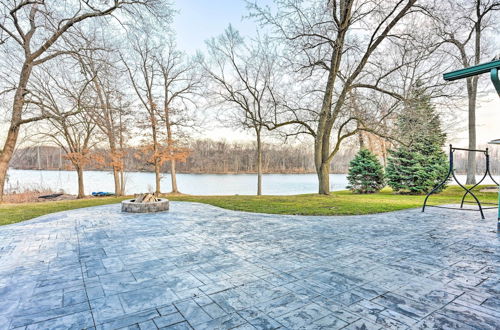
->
left=5, top=169, right=349, bottom=195
left=5, top=169, right=498, bottom=196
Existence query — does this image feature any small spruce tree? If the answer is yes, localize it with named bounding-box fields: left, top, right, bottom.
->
left=347, top=149, right=385, bottom=194
left=386, top=83, right=448, bottom=195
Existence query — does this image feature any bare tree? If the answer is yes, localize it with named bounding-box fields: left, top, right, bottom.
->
left=431, top=0, right=500, bottom=184
left=202, top=26, right=280, bottom=195
left=157, top=39, right=200, bottom=193
left=77, top=45, right=130, bottom=196
left=0, top=0, right=165, bottom=201
left=122, top=35, right=164, bottom=194
left=32, top=63, right=97, bottom=198
left=248, top=0, right=420, bottom=194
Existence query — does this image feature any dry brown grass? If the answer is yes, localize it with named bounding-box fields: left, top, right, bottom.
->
left=4, top=190, right=76, bottom=203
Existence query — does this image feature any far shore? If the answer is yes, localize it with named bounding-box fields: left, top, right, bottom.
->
left=8, top=167, right=477, bottom=176
left=8, top=168, right=335, bottom=175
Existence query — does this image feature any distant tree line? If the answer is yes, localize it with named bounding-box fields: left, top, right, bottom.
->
left=11, top=139, right=500, bottom=177
left=10, top=140, right=359, bottom=174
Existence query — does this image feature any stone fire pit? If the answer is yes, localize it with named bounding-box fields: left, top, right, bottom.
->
left=121, top=193, right=169, bottom=213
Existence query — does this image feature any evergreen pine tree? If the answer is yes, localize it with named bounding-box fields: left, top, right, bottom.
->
left=386, top=83, right=448, bottom=195
left=347, top=149, right=385, bottom=194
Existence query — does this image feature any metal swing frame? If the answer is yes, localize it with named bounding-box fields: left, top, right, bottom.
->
left=422, top=144, right=499, bottom=219
left=441, top=58, right=500, bottom=229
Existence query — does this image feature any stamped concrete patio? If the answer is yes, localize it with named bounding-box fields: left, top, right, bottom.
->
left=0, top=202, right=499, bottom=330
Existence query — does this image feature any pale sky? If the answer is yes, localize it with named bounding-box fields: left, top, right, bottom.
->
left=173, top=0, right=272, bottom=142
left=173, top=0, right=274, bottom=55
left=462, top=94, right=500, bottom=146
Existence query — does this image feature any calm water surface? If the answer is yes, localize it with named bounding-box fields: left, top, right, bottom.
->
left=6, top=169, right=497, bottom=196
left=6, top=169, right=350, bottom=195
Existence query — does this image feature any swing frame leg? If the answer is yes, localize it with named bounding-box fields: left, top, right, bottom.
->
left=423, top=144, right=494, bottom=220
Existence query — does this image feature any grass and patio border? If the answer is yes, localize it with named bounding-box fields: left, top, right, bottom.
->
left=0, top=186, right=497, bottom=226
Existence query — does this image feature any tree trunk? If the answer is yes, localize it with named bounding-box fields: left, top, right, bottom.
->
left=120, top=169, right=125, bottom=195
left=381, top=139, right=388, bottom=167
left=0, top=126, right=21, bottom=201
left=76, top=165, right=84, bottom=199
left=358, top=131, right=365, bottom=150
left=154, top=161, right=161, bottom=195
left=314, top=126, right=333, bottom=195
left=315, top=121, right=333, bottom=195
left=317, top=162, right=330, bottom=195
left=112, top=167, right=122, bottom=196
left=0, top=154, right=11, bottom=201
left=0, top=62, right=32, bottom=201
left=164, top=105, right=179, bottom=194
left=314, top=132, right=332, bottom=195
left=108, top=138, right=123, bottom=196
left=170, top=159, right=178, bottom=193
left=466, top=78, right=477, bottom=185
left=111, top=159, right=122, bottom=196
left=150, top=116, right=161, bottom=195
left=118, top=116, right=126, bottom=195
left=256, top=131, right=262, bottom=195
left=313, top=45, right=338, bottom=196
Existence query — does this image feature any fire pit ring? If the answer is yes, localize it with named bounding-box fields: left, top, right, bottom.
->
left=121, top=198, right=169, bottom=213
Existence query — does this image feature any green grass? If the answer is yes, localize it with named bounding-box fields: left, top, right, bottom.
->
left=0, top=197, right=129, bottom=226
left=169, top=186, right=498, bottom=216
left=0, top=186, right=497, bottom=226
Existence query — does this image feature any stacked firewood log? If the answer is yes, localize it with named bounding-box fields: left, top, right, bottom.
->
left=134, top=193, right=159, bottom=203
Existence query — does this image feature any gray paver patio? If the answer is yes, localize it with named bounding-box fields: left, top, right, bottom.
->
left=0, top=202, right=499, bottom=329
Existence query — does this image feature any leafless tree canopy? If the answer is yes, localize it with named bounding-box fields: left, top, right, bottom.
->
left=201, top=26, right=282, bottom=195
left=246, top=0, right=423, bottom=194
left=0, top=0, right=499, bottom=197
left=0, top=0, right=171, bottom=199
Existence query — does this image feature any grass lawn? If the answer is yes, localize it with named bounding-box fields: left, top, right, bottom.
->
left=0, top=186, right=497, bottom=226
left=0, top=197, right=129, bottom=226
left=169, top=186, right=498, bottom=216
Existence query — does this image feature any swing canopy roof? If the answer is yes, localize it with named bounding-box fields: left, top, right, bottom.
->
left=444, top=59, right=500, bottom=81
